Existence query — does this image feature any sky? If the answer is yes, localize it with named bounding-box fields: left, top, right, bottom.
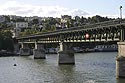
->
left=0, top=0, right=125, bottom=18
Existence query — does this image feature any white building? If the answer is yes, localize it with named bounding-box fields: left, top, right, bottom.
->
left=12, top=22, right=28, bottom=37
left=61, top=15, right=72, bottom=28
left=0, top=15, right=6, bottom=23
left=9, top=15, right=22, bottom=20
left=12, top=28, right=21, bottom=38
left=16, top=22, right=28, bottom=29
left=61, top=15, right=72, bottom=23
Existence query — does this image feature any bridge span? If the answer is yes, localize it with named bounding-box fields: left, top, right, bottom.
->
left=17, top=19, right=125, bottom=78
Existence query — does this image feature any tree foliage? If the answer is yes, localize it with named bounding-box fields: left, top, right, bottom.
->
left=19, top=15, right=114, bottom=36
left=32, top=19, right=39, bottom=25
left=0, top=30, right=14, bottom=51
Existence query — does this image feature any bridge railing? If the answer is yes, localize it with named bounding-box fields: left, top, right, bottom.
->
left=80, top=19, right=125, bottom=29
left=55, top=19, right=125, bottom=32
left=17, top=19, right=125, bottom=39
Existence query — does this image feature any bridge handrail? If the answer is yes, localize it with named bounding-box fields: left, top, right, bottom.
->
left=50, top=19, right=125, bottom=33
left=55, top=19, right=125, bottom=31
left=80, top=19, right=125, bottom=29
left=17, top=19, right=125, bottom=39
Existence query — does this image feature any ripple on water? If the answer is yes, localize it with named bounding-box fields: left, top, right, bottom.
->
left=0, top=52, right=124, bottom=83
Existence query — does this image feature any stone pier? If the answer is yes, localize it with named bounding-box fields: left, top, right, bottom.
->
left=116, top=42, right=125, bottom=78
left=33, top=42, right=45, bottom=59
left=14, top=43, right=20, bottom=54
left=20, top=43, right=30, bottom=56
left=58, top=42, right=75, bottom=64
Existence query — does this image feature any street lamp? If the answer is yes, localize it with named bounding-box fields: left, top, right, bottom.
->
left=120, top=6, right=122, bottom=19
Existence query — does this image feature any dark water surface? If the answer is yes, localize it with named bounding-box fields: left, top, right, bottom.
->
left=0, top=52, right=125, bottom=83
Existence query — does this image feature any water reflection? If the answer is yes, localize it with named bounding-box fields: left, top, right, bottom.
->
left=57, top=65, right=75, bottom=83
left=117, top=79, right=125, bottom=83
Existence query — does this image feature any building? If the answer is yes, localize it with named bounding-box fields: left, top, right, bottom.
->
left=61, top=15, right=72, bottom=23
left=12, top=28, right=21, bottom=38
left=12, top=22, right=28, bottom=37
left=16, top=22, right=28, bottom=29
left=61, top=15, right=72, bottom=28
left=0, top=15, right=6, bottom=23
left=9, top=15, right=22, bottom=21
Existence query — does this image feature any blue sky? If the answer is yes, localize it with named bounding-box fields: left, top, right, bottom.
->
left=0, top=0, right=124, bottom=18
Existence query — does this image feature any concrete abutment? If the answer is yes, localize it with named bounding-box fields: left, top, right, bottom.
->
left=116, top=42, right=125, bottom=78
left=33, top=42, right=46, bottom=59
left=58, top=42, right=75, bottom=64
left=20, top=43, right=30, bottom=56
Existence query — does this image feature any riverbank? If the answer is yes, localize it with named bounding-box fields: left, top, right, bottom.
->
left=0, top=50, right=18, bottom=57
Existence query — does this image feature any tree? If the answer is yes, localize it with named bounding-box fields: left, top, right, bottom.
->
left=90, top=15, right=110, bottom=23
left=0, top=30, right=14, bottom=51
left=32, top=19, right=39, bottom=25
left=3, top=37, right=14, bottom=51
left=75, top=16, right=80, bottom=21
left=4, top=15, right=10, bottom=22
left=66, top=20, right=71, bottom=28
left=80, top=16, right=87, bottom=25
left=48, top=18, right=57, bottom=25
left=16, top=18, right=25, bottom=22
left=51, top=25, right=56, bottom=31
left=43, top=23, right=51, bottom=31
left=0, top=23, right=7, bottom=29
left=2, top=30, right=13, bottom=38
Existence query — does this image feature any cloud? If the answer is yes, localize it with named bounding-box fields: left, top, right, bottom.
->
left=0, top=0, right=123, bottom=18
left=0, top=1, right=90, bottom=17
left=71, top=9, right=89, bottom=16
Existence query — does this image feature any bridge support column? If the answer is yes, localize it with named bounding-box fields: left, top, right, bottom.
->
left=14, top=43, right=20, bottom=54
left=116, top=42, right=125, bottom=78
left=33, top=43, right=45, bottom=59
left=58, top=42, right=75, bottom=64
left=20, top=43, right=30, bottom=56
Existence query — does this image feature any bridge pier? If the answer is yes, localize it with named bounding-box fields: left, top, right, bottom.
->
left=14, top=43, right=20, bottom=54
left=58, top=42, right=75, bottom=64
left=20, top=43, right=31, bottom=56
left=116, top=42, right=125, bottom=78
left=33, top=42, right=45, bottom=59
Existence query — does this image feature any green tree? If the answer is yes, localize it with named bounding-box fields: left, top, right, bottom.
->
left=3, top=30, right=13, bottom=38
left=32, top=19, right=39, bottom=25
left=16, top=18, right=25, bottom=22
left=49, top=18, right=57, bottom=25
left=80, top=16, right=87, bottom=25
left=3, top=37, right=14, bottom=51
left=4, top=15, right=10, bottom=22
left=0, top=30, right=14, bottom=51
left=51, top=25, right=56, bottom=31
left=43, top=23, right=51, bottom=31
left=66, top=20, right=71, bottom=28
left=90, top=15, right=110, bottom=23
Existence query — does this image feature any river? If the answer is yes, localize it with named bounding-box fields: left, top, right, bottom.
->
left=0, top=52, right=125, bottom=83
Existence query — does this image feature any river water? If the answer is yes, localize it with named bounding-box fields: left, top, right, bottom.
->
left=0, top=52, right=125, bottom=83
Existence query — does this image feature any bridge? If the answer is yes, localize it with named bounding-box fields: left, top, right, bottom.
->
left=17, top=19, right=125, bottom=78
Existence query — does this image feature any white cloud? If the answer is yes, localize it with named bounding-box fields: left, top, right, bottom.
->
left=71, top=9, right=89, bottom=16
left=0, top=0, right=123, bottom=18
left=0, top=1, right=90, bottom=17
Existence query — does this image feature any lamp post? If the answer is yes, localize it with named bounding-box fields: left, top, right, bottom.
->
left=120, top=6, right=122, bottom=19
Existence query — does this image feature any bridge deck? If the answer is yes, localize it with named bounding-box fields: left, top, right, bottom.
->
left=17, top=19, right=125, bottom=42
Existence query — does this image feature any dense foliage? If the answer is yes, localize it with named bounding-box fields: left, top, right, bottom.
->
left=0, top=15, right=116, bottom=51
left=1, top=15, right=116, bottom=37
left=0, top=30, right=14, bottom=51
